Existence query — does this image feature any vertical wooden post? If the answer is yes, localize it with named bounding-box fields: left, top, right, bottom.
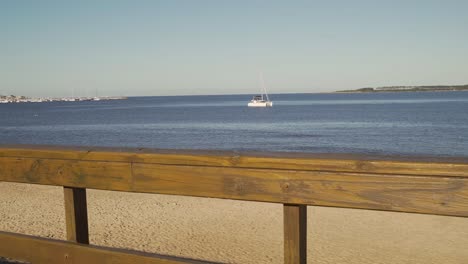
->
left=284, top=204, right=307, bottom=264
left=64, top=187, right=89, bottom=244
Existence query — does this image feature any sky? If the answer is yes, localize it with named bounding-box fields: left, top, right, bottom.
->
left=1, top=0, right=468, bottom=97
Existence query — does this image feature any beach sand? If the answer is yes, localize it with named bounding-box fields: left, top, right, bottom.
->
left=1, top=182, right=467, bottom=264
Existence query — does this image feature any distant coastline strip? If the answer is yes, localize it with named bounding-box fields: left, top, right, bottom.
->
left=0, top=96, right=127, bottom=104
left=336, top=84, right=468, bottom=93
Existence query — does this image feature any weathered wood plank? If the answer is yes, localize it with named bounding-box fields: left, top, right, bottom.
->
left=0, top=157, right=132, bottom=190
left=1, top=156, right=467, bottom=216
left=64, top=187, right=89, bottom=244
left=284, top=204, right=307, bottom=264
left=133, top=164, right=468, bottom=216
left=1, top=145, right=468, bottom=177
left=0, top=231, right=216, bottom=264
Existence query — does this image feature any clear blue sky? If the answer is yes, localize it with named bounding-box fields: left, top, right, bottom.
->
left=1, top=0, right=467, bottom=97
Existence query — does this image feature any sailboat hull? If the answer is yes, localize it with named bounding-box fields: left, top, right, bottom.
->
left=248, top=101, right=273, bottom=107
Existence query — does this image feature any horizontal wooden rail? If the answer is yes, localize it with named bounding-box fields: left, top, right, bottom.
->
left=1, top=145, right=468, bottom=264
left=1, top=145, right=467, bottom=217
left=1, top=145, right=468, bottom=177
left=0, top=231, right=215, bottom=264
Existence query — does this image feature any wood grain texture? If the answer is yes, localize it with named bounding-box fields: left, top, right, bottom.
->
left=1, top=146, right=468, bottom=217
left=0, top=231, right=216, bottom=264
left=64, top=187, right=89, bottom=244
left=284, top=204, right=307, bottom=264
left=0, top=157, right=132, bottom=190
left=1, top=145, right=468, bottom=177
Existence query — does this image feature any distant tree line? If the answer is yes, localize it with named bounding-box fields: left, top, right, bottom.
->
left=336, top=84, right=468, bottom=93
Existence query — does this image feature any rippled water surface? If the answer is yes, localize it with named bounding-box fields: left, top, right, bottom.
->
left=1, top=92, right=468, bottom=156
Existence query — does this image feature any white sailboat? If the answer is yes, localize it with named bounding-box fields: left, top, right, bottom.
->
left=248, top=73, right=273, bottom=107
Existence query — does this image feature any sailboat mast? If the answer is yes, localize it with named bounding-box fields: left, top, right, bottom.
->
left=259, top=72, right=269, bottom=101
left=259, top=72, right=264, bottom=100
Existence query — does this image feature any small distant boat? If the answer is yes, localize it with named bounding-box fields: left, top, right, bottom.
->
left=248, top=73, right=273, bottom=107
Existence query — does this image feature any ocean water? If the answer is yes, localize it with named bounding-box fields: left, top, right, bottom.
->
left=1, top=91, right=468, bottom=157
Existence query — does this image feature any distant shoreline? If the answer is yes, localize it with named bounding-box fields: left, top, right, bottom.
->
left=0, top=95, right=127, bottom=104
left=3, top=89, right=468, bottom=102
left=336, top=85, right=468, bottom=93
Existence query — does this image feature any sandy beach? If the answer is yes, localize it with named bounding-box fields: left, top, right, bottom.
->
left=1, top=182, right=467, bottom=264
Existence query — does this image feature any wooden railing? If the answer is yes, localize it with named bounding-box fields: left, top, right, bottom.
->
left=0, top=145, right=467, bottom=264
